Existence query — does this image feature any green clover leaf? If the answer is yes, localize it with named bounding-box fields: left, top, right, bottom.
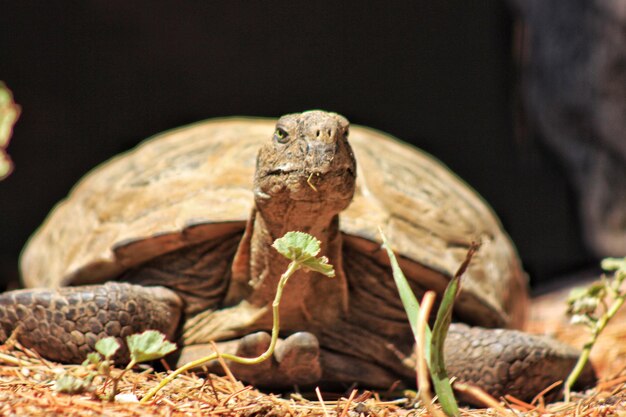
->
left=272, top=231, right=335, bottom=277
left=272, top=231, right=321, bottom=261
left=126, top=330, right=177, bottom=364
left=300, top=255, right=335, bottom=277
left=95, top=337, right=121, bottom=360
left=53, top=374, right=92, bottom=394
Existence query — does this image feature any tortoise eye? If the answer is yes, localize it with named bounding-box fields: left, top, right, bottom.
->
left=274, top=127, right=289, bottom=143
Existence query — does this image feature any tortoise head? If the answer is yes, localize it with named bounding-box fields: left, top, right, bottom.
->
left=254, top=110, right=357, bottom=214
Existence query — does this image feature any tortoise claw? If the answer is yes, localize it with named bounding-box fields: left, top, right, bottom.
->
left=275, top=332, right=321, bottom=385
left=181, top=331, right=323, bottom=388
left=230, top=331, right=321, bottom=388
left=229, top=331, right=273, bottom=383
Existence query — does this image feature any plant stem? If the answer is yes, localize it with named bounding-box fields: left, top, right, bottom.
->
left=416, top=291, right=445, bottom=417
left=564, top=292, right=626, bottom=401
left=106, top=360, right=137, bottom=401
left=125, top=359, right=138, bottom=371
left=139, top=260, right=300, bottom=404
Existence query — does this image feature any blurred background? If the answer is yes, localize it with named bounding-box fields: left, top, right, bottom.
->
left=1, top=1, right=623, bottom=291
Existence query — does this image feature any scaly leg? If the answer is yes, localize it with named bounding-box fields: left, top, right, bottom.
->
left=0, top=282, right=183, bottom=363
left=444, top=323, right=596, bottom=402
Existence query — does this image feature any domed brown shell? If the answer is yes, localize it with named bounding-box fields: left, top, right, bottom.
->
left=20, top=117, right=527, bottom=329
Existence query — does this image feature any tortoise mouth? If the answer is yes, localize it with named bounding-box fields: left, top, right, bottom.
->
left=265, top=166, right=355, bottom=179
left=256, top=166, right=356, bottom=203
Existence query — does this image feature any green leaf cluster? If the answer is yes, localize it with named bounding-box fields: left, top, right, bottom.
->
left=564, top=256, right=626, bottom=400
left=54, top=330, right=176, bottom=401
left=0, top=82, right=20, bottom=180
left=53, top=374, right=94, bottom=394
left=127, top=331, right=177, bottom=365
left=602, top=257, right=626, bottom=274
left=567, top=257, right=626, bottom=326
left=96, top=337, right=122, bottom=360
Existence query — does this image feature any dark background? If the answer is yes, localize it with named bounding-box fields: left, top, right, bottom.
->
left=0, top=1, right=595, bottom=290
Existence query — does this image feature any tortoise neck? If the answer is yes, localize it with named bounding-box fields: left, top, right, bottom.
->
left=244, top=204, right=348, bottom=327
left=256, top=198, right=340, bottom=242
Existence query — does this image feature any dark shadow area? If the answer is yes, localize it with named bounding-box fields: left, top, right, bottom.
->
left=0, top=1, right=595, bottom=290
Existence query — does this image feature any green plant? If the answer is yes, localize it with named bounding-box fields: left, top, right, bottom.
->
left=381, top=230, right=480, bottom=417
left=53, top=330, right=176, bottom=401
left=139, top=231, right=335, bottom=404
left=0, top=82, right=20, bottom=180
left=127, top=331, right=177, bottom=367
left=564, top=257, right=626, bottom=401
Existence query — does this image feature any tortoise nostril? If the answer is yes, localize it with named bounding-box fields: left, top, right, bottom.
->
left=316, top=130, right=321, bottom=138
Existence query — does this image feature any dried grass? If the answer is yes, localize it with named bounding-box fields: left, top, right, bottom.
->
left=0, top=294, right=625, bottom=417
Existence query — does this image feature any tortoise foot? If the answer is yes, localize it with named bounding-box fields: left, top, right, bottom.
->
left=275, top=332, right=321, bottom=385
left=0, top=282, right=182, bottom=363
left=231, top=331, right=321, bottom=387
left=228, top=331, right=274, bottom=382
left=178, top=331, right=322, bottom=388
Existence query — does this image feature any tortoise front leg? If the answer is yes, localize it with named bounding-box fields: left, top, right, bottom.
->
left=444, top=323, right=597, bottom=402
left=0, top=282, right=183, bottom=363
left=178, top=331, right=404, bottom=390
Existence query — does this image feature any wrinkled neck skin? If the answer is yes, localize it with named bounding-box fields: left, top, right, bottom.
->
left=246, top=193, right=348, bottom=328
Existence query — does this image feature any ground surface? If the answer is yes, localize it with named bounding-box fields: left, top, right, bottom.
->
left=1, top=287, right=625, bottom=417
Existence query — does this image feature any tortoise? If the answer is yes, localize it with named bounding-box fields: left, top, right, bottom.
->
left=1, top=110, right=592, bottom=402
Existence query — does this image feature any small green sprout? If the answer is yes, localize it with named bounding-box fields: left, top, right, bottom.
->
left=83, top=352, right=103, bottom=366
left=272, top=231, right=335, bottom=276
left=96, top=337, right=121, bottom=360
left=55, top=338, right=121, bottom=396
left=140, top=231, right=334, bottom=404
left=127, top=331, right=177, bottom=366
left=53, top=374, right=95, bottom=394
left=564, top=257, right=626, bottom=400
left=54, top=331, right=175, bottom=401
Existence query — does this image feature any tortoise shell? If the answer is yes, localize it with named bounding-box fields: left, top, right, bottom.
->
left=20, top=117, right=527, bottom=329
